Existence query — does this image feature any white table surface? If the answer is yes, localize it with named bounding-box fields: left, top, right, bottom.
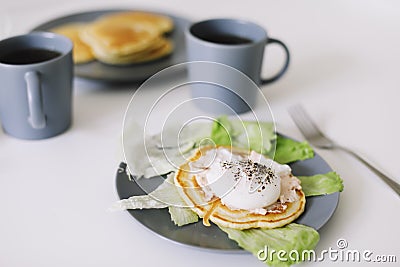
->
left=1, top=0, right=399, bottom=266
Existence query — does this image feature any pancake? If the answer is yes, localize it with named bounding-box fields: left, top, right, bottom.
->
left=95, top=38, right=173, bottom=64
left=52, top=11, right=174, bottom=65
left=51, top=23, right=95, bottom=64
left=94, top=11, right=174, bottom=34
left=174, top=146, right=306, bottom=230
left=79, top=20, right=161, bottom=56
left=78, top=11, right=174, bottom=65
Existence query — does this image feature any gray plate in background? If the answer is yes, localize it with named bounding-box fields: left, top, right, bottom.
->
left=31, top=9, right=190, bottom=82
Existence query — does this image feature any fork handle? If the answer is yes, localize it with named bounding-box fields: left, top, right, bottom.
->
left=338, top=146, right=400, bottom=197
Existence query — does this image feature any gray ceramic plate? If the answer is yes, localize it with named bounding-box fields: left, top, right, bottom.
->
left=115, top=144, right=340, bottom=252
left=31, top=9, right=190, bottom=82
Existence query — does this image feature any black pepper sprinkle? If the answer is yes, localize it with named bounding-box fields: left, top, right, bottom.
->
left=220, top=159, right=278, bottom=192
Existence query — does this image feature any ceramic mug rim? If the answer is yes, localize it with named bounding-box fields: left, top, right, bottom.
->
left=186, top=18, right=268, bottom=48
left=0, top=31, right=73, bottom=67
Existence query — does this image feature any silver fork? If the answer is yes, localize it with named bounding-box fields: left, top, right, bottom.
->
left=288, top=104, right=400, bottom=197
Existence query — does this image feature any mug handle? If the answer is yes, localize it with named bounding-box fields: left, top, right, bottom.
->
left=261, top=38, right=290, bottom=85
left=25, top=71, right=46, bottom=129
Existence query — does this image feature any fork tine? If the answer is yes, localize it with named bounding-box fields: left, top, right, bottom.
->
left=288, top=104, right=324, bottom=139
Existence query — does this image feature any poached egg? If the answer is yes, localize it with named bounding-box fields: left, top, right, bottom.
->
left=189, top=147, right=294, bottom=212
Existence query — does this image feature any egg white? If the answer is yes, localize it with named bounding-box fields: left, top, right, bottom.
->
left=189, top=147, right=292, bottom=211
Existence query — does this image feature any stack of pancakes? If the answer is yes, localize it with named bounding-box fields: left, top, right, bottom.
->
left=51, top=11, right=174, bottom=65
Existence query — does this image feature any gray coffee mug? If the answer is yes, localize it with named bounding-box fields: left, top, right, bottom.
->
left=185, top=18, right=290, bottom=114
left=0, top=32, right=73, bottom=139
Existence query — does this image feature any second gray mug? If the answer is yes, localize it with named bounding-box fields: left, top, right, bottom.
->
left=185, top=18, right=290, bottom=114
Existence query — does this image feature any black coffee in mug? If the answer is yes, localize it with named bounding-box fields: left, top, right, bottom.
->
left=0, top=48, right=61, bottom=65
left=196, top=33, right=253, bottom=45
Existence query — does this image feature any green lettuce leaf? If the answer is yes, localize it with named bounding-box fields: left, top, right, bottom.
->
left=211, top=116, right=276, bottom=154
left=168, top=206, right=199, bottom=226
left=125, top=117, right=314, bottom=178
left=298, top=172, right=344, bottom=197
left=210, top=117, right=314, bottom=164
left=220, top=223, right=320, bottom=267
left=273, top=136, right=314, bottom=164
left=210, top=116, right=232, bottom=146
left=124, top=121, right=211, bottom=178
left=111, top=172, right=199, bottom=226
left=111, top=174, right=187, bottom=211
